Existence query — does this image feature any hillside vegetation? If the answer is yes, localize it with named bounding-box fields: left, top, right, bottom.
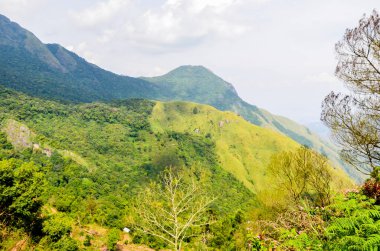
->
left=0, top=86, right=353, bottom=250
left=151, top=101, right=299, bottom=192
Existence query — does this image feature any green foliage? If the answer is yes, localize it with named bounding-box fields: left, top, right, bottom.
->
left=255, top=191, right=380, bottom=251
left=107, top=228, right=120, bottom=251
left=42, top=213, right=73, bottom=242
left=83, top=235, right=92, bottom=247
left=0, top=158, right=45, bottom=231
left=0, top=87, right=257, bottom=249
left=272, top=120, right=314, bottom=148
left=52, top=236, right=79, bottom=251
left=325, top=193, right=380, bottom=250
left=266, top=146, right=334, bottom=208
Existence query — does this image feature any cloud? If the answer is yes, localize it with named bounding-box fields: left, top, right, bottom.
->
left=70, top=0, right=130, bottom=27
left=69, top=0, right=258, bottom=51
left=0, top=0, right=47, bottom=14
left=66, top=42, right=99, bottom=64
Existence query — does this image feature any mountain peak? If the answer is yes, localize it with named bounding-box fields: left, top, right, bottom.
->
left=0, top=14, right=65, bottom=72
left=165, top=65, right=216, bottom=78
left=141, top=65, right=240, bottom=110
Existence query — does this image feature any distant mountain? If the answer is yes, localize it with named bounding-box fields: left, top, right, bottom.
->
left=307, top=121, right=331, bottom=141
left=0, top=14, right=357, bottom=179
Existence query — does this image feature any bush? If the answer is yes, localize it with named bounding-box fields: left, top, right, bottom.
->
left=42, top=213, right=73, bottom=242
left=53, top=236, right=79, bottom=251
left=362, top=179, right=380, bottom=204
left=107, top=228, right=120, bottom=251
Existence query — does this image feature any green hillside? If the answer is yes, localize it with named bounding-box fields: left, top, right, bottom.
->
left=150, top=101, right=300, bottom=192
left=0, top=86, right=352, bottom=249
left=0, top=86, right=255, bottom=249
left=143, top=66, right=357, bottom=179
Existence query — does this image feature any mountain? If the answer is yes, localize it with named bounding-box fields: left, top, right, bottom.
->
left=0, top=14, right=160, bottom=102
left=0, top=14, right=356, bottom=179
left=149, top=101, right=352, bottom=191
left=142, top=66, right=358, bottom=179
left=142, top=66, right=264, bottom=125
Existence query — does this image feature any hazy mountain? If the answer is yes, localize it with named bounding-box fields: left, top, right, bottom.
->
left=307, top=121, right=332, bottom=140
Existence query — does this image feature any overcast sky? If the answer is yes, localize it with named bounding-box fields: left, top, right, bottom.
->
left=0, top=0, right=378, bottom=124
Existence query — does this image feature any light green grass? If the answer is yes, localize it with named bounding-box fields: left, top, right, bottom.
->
left=150, top=101, right=354, bottom=192
left=150, top=101, right=300, bottom=192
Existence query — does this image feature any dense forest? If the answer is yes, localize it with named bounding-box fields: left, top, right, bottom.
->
left=1, top=8, right=380, bottom=251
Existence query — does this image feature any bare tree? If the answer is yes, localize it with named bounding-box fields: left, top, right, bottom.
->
left=322, top=10, right=380, bottom=177
left=134, top=167, right=214, bottom=251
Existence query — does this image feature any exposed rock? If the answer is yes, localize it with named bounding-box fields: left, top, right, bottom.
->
left=43, top=148, right=52, bottom=157
left=2, top=119, right=34, bottom=150
left=33, top=143, right=40, bottom=151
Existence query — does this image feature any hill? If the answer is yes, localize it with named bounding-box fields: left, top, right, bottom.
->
left=0, top=86, right=255, bottom=249
left=143, top=66, right=357, bottom=179
left=0, top=86, right=353, bottom=249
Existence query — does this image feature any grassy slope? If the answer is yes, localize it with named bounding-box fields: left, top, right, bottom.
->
left=259, top=109, right=361, bottom=180
left=150, top=102, right=354, bottom=195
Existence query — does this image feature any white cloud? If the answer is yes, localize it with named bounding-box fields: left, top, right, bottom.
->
left=69, top=0, right=255, bottom=51
left=0, top=0, right=47, bottom=15
left=67, top=42, right=99, bottom=64
left=70, top=0, right=130, bottom=27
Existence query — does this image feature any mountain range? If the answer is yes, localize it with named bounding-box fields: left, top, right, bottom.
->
left=0, top=14, right=355, bottom=179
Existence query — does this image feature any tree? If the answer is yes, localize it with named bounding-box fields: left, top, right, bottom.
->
left=134, top=167, right=215, bottom=251
left=0, top=159, right=45, bottom=231
left=322, top=10, right=380, bottom=177
left=107, top=228, right=120, bottom=251
left=267, top=146, right=332, bottom=207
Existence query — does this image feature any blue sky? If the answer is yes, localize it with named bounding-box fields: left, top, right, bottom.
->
left=0, top=0, right=378, bottom=124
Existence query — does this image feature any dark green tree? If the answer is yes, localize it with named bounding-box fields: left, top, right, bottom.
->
left=0, top=159, right=45, bottom=232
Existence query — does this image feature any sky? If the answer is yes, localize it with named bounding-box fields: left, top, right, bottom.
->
left=0, top=0, right=378, bottom=124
